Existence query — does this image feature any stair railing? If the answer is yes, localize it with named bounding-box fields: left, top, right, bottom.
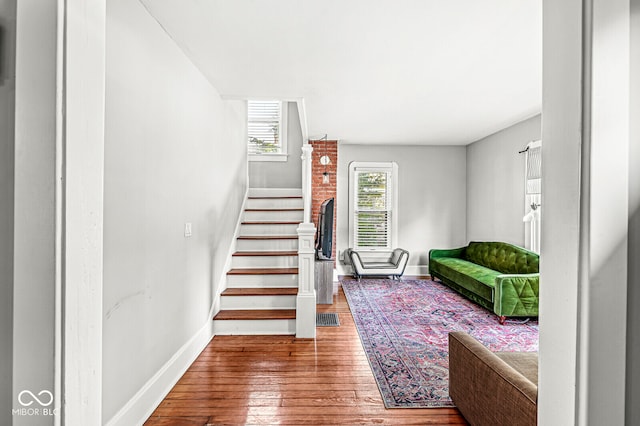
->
left=296, top=144, right=316, bottom=338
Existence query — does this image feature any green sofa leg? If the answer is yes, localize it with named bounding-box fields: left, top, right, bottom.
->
left=499, top=316, right=506, bottom=325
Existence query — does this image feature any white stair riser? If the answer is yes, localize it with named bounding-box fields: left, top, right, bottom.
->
left=248, top=188, right=302, bottom=198
left=240, top=223, right=299, bottom=236
left=213, top=319, right=296, bottom=335
left=220, top=295, right=297, bottom=310
left=232, top=255, right=298, bottom=269
left=243, top=210, right=304, bottom=222
left=246, top=198, right=303, bottom=210
left=227, top=274, right=299, bottom=287
left=236, top=239, right=298, bottom=252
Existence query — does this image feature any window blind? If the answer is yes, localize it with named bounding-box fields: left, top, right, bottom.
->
left=354, top=171, right=392, bottom=249
left=526, top=144, right=542, bottom=194
left=248, top=100, right=282, bottom=154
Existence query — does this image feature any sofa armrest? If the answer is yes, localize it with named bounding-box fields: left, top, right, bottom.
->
left=390, top=248, right=410, bottom=268
left=448, top=331, right=537, bottom=426
left=345, top=248, right=364, bottom=273
left=429, top=246, right=466, bottom=260
left=493, top=274, right=539, bottom=317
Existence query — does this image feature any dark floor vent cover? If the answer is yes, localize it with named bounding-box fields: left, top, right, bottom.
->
left=316, top=313, right=340, bottom=327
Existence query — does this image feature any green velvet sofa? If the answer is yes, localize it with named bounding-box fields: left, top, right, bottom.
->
left=429, top=241, right=539, bottom=324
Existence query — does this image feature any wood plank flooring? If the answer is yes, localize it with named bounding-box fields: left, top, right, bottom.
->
left=145, top=282, right=468, bottom=425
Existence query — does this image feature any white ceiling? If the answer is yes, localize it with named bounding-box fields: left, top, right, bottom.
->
left=140, top=0, right=541, bottom=145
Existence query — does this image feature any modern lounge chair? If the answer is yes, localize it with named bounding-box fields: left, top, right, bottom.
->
left=345, top=248, right=409, bottom=280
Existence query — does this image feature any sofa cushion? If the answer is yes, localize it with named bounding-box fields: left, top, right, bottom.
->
left=465, top=241, right=539, bottom=275
left=429, top=257, right=499, bottom=302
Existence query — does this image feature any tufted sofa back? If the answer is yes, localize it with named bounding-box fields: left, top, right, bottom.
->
left=464, top=241, right=539, bottom=274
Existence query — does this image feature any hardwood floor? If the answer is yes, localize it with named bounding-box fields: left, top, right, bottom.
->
left=145, top=282, right=468, bottom=425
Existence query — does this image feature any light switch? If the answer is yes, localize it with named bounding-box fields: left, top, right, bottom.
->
left=184, top=222, right=192, bottom=237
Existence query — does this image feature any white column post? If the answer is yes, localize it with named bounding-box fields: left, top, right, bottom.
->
left=296, top=223, right=316, bottom=338
left=540, top=0, right=630, bottom=424
left=297, top=144, right=316, bottom=338
left=301, top=144, right=313, bottom=224
left=62, top=0, right=106, bottom=424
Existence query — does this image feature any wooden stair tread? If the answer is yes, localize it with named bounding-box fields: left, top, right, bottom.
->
left=227, top=268, right=299, bottom=275
left=214, top=309, right=296, bottom=320
left=245, top=208, right=304, bottom=212
left=241, top=221, right=300, bottom=225
left=221, top=288, right=298, bottom=296
left=248, top=196, right=302, bottom=199
left=232, top=251, right=297, bottom=257
left=237, top=235, right=297, bottom=240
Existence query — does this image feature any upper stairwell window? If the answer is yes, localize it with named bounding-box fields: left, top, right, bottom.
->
left=248, top=100, right=288, bottom=162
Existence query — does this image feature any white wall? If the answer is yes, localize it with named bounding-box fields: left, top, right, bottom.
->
left=628, top=0, right=640, bottom=421
left=0, top=0, right=14, bottom=424
left=466, top=115, right=541, bottom=246
left=12, top=2, right=58, bottom=425
left=337, top=144, right=466, bottom=275
left=103, top=0, right=247, bottom=422
left=248, top=101, right=303, bottom=188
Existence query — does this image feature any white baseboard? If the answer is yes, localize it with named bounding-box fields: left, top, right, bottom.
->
left=105, top=320, right=214, bottom=426
left=405, top=265, right=429, bottom=276
left=336, top=264, right=429, bottom=278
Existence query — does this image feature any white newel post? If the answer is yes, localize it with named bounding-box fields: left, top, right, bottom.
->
left=297, top=144, right=316, bottom=338
left=296, top=223, right=316, bottom=338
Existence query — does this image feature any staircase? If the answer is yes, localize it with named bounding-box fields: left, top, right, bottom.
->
left=213, top=188, right=304, bottom=335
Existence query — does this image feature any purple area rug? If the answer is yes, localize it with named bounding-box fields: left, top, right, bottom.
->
left=341, top=278, right=538, bottom=408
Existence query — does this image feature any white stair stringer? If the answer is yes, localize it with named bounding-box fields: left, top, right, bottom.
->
left=214, top=188, right=304, bottom=335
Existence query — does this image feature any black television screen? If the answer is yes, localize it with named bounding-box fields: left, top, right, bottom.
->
left=316, top=198, right=334, bottom=260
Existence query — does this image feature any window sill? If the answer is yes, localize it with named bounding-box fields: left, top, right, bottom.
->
left=249, top=153, right=289, bottom=162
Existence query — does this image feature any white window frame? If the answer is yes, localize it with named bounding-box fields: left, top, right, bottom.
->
left=247, top=100, right=288, bottom=162
left=523, top=139, right=542, bottom=253
left=348, top=161, right=399, bottom=252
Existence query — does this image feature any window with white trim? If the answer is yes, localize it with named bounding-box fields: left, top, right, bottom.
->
left=523, top=140, right=542, bottom=253
left=247, top=100, right=288, bottom=162
left=349, top=162, right=398, bottom=251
